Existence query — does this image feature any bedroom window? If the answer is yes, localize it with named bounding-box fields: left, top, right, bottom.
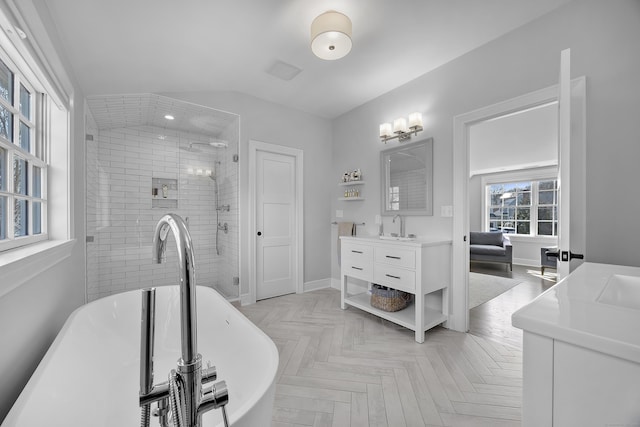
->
left=487, top=179, right=558, bottom=236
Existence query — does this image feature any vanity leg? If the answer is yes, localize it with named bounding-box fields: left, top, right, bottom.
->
left=415, top=292, right=425, bottom=343
left=443, top=286, right=450, bottom=326
left=341, top=274, right=347, bottom=310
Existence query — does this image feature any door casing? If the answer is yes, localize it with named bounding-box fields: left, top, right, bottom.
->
left=451, top=77, right=586, bottom=332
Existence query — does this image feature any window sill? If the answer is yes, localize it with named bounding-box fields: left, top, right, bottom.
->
left=0, top=239, right=77, bottom=298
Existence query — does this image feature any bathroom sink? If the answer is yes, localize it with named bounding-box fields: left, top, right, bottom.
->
left=597, top=274, right=640, bottom=311
left=379, top=235, right=416, bottom=241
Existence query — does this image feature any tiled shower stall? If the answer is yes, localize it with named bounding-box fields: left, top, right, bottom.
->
left=85, top=94, right=239, bottom=302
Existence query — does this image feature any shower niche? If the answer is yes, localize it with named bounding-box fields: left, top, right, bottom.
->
left=151, top=177, right=178, bottom=209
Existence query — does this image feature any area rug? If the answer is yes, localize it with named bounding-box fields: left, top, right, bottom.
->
left=469, top=272, right=522, bottom=309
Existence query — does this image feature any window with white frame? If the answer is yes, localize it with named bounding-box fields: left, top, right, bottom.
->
left=486, top=179, right=558, bottom=236
left=0, top=49, right=48, bottom=251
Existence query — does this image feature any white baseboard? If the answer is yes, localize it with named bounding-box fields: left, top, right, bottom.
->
left=240, top=293, right=252, bottom=306
left=513, top=258, right=542, bottom=268
left=304, top=278, right=332, bottom=292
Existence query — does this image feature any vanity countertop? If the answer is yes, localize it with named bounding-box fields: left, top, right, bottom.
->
left=512, top=262, right=640, bottom=364
left=339, top=235, right=452, bottom=248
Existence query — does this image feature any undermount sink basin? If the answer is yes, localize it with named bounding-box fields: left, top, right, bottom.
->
left=379, top=235, right=416, bottom=241
left=597, top=274, right=640, bottom=311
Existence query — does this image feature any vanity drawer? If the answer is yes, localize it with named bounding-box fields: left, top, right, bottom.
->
left=375, top=247, right=416, bottom=269
left=373, top=264, right=416, bottom=293
left=342, top=242, right=373, bottom=261
left=342, top=258, right=373, bottom=281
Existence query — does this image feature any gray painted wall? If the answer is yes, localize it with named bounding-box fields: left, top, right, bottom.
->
left=0, top=2, right=86, bottom=420
left=332, top=0, right=640, bottom=280
left=0, top=94, right=86, bottom=421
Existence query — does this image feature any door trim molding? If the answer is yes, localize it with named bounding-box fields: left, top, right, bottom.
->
left=248, top=140, right=304, bottom=304
left=451, top=78, right=585, bottom=332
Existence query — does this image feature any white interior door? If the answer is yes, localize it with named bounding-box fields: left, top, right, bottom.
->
left=256, top=150, right=297, bottom=300
left=556, top=48, right=587, bottom=279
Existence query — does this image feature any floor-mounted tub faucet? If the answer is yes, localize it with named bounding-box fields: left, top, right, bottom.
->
left=140, top=213, right=229, bottom=427
left=392, top=214, right=405, bottom=238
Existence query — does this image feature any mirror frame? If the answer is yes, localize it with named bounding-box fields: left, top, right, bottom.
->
left=380, top=137, right=433, bottom=216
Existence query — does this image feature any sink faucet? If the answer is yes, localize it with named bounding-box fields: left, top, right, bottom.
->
left=392, top=214, right=405, bottom=237
left=140, top=213, right=229, bottom=427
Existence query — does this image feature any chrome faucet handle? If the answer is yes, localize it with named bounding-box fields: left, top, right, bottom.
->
left=202, top=360, right=217, bottom=384
left=198, top=380, right=230, bottom=424
left=201, top=380, right=229, bottom=409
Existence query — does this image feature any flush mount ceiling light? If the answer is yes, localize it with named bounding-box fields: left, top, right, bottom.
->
left=164, top=114, right=175, bottom=120
left=310, top=10, right=352, bottom=60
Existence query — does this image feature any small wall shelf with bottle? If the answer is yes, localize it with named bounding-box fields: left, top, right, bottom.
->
left=152, top=177, right=178, bottom=209
left=339, top=169, right=364, bottom=201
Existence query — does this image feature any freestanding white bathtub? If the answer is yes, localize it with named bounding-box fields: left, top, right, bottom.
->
left=2, top=286, right=278, bottom=426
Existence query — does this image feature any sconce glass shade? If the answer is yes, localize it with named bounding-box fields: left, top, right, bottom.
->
left=311, top=11, right=352, bottom=60
left=380, top=113, right=425, bottom=143
left=408, top=112, right=423, bottom=129
left=379, top=123, right=393, bottom=138
left=393, top=118, right=408, bottom=134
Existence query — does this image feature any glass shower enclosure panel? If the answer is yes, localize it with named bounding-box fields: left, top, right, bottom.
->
left=85, top=94, right=239, bottom=302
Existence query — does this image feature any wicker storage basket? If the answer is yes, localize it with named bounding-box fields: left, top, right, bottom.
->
left=370, top=284, right=411, bottom=312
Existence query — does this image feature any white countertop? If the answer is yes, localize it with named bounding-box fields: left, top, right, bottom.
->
left=512, top=262, right=640, bottom=364
left=339, top=235, right=452, bottom=248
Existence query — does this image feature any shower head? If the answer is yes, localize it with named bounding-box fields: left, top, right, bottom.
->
left=180, top=140, right=227, bottom=152
left=179, top=143, right=201, bottom=153
left=208, top=139, right=228, bottom=148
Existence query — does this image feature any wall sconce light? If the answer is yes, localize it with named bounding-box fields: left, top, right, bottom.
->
left=380, top=112, right=423, bottom=143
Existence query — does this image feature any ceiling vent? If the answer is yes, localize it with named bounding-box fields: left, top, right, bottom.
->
left=266, top=60, right=302, bottom=81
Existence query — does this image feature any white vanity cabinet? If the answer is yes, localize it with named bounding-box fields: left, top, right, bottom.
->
left=513, top=263, right=640, bottom=426
left=339, top=236, right=451, bottom=343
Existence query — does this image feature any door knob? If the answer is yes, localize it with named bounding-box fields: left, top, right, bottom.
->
left=547, top=250, right=584, bottom=261
left=257, top=231, right=262, bottom=236
left=561, top=251, right=584, bottom=261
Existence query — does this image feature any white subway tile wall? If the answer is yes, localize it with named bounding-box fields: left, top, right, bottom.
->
left=85, top=123, right=239, bottom=302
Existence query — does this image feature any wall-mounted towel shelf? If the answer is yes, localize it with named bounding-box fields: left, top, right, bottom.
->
left=338, top=180, right=365, bottom=201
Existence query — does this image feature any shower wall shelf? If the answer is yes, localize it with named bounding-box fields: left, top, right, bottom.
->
left=152, top=177, right=178, bottom=209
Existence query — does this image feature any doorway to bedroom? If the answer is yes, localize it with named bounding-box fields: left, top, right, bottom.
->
left=467, top=101, right=559, bottom=348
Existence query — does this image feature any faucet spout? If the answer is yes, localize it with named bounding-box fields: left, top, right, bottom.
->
left=152, top=214, right=198, bottom=364
left=144, top=213, right=230, bottom=427
left=392, top=214, right=405, bottom=238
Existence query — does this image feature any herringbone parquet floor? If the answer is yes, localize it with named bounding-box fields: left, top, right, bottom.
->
left=238, top=287, right=524, bottom=427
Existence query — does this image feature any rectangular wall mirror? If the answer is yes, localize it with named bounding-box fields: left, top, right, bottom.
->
left=380, top=137, right=433, bottom=216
